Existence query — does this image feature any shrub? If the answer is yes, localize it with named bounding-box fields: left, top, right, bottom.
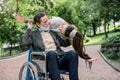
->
left=106, top=34, right=120, bottom=43
left=101, top=34, right=120, bottom=60
left=106, top=52, right=119, bottom=60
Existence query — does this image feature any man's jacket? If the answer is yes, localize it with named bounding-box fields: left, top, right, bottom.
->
left=22, top=29, right=71, bottom=56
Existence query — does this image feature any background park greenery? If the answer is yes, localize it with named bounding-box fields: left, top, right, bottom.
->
left=0, top=0, right=120, bottom=60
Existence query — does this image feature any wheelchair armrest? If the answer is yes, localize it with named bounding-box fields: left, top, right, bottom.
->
left=31, top=51, right=46, bottom=56
left=31, top=51, right=46, bottom=60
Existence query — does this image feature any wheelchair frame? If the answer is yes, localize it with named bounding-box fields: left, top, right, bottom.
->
left=19, top=46, right=69, bottom=80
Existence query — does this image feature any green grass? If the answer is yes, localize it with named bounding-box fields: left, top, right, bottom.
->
left=85, top=35, right=105, bottom=45
left=0, top=50, right=22, bottom=59
left=85, top=31, right=120, bottom=46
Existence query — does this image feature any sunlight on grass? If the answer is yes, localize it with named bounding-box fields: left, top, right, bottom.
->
left=85, top=36, right=105, bottom=45
left=85, top=31, right=120, bottom=46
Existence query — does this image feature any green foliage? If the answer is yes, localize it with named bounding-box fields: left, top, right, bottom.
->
left=85, top=31, right=120, bottom=45
left=0, top=0, right=120, bottom=57
left=52, top=0, right=78, bottom=24
left=0, top=0, right=55, bottom=56
left=106, top=34, right=120, bottom=43
left=101, top=32, right=120, bottom=61
left=84, top=35, right=90, bottom=43
left=105, top=52, right=119, bottom=60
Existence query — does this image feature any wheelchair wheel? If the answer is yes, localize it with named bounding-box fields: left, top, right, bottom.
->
left=31, top=61, right=45, bottom=80
left=19, top=62, right=39, bottom=80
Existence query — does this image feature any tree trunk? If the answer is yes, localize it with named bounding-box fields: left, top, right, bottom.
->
left=83, top=30, right=87, bottom=38
left=104, top=17, right=108, bottom=38
left=0, top=44, right=2, bottom=56
left=92, top=20, right=96, bottom=35
left=9, top=43, right=12, bottom=56
left=0, top=48, right=2, bottom=56
left=113, top=21, right=116, bottom=31
left=107, top=23, right=110, bottom=33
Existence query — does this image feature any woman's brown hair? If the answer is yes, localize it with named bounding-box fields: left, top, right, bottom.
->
left=65, top=25, right=92, bottom=69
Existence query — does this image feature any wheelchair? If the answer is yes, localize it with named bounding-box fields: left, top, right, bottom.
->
left=19, top=46, right=69, bottom=80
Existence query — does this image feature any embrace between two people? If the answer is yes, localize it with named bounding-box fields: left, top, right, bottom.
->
left=14, top=12, right=98, bottom=80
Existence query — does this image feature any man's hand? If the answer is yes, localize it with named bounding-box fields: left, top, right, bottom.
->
left=27, top=22, right=33, bottom=29
left=14, top=14, right=25, bottom=23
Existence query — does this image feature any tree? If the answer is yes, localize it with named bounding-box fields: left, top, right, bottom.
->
left=99, top=0, right=120, bottom=38
left=0, top=0, right=55, bottom=55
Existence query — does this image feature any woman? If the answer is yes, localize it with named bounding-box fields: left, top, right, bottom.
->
left=60, top=24, right=98, bottom=69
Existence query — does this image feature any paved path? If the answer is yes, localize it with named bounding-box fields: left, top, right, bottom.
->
left=0, top=45, right=120, bottom=80
left=78, top=45, right=120, bottom=80
left=0, top=52, right=28, bottom=80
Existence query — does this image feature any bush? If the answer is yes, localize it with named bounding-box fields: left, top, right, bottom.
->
left=106, top=52, right=119, bottom=60
left=106, top=34, right=120, bottom=43
left=101, top=34, right=120, bottom=61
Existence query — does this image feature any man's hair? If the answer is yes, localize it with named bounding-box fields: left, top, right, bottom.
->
left=34, top=12, right=45, bottom=24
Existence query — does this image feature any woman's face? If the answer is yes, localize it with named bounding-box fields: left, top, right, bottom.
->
left=60, top=24, right=68, bottom=35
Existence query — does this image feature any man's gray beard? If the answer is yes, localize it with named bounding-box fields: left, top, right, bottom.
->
left=40, top=26, right=50, bottom=31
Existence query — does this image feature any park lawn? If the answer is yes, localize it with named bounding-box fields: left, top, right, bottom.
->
left=85, top=35, right=105, bottom=45
left=85, top=31, right=120, bottom=46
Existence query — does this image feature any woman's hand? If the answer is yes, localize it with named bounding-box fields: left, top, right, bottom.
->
left=14, top=14, right=25, bottom=23
left=88, top=57, right=99, bottom=62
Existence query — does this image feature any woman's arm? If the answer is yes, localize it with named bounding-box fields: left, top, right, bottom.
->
left=14, top=14, right=33, bottom=23
left=55, top=33, right=71, bottom=47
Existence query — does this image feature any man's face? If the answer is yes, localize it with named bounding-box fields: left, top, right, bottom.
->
left=40, top=15, right=49, bottom=27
